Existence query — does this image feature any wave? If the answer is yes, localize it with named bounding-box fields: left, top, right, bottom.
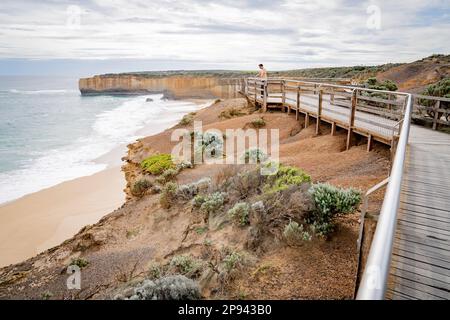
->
left=0, top=95, right=210, bottom=204
left=2, top=89, right=77, bottom=95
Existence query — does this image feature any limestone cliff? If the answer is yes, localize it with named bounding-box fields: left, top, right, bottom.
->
left=79, top=75, right=243, bottom=99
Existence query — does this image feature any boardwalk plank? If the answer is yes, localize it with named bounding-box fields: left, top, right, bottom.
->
left=389, top=125, right=450, bottom=300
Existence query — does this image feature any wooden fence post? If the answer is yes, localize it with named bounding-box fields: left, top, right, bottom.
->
left=432, top=100, right=440, bottom=130
left=316, top=88, right=323, bottom=135
left=331, top=87, right=335, bottom=104
left=281, top=80, right=286, bottom=112
left=346, top=89, right=357, bottom=150
left=263, top=81, right=268, bottom=113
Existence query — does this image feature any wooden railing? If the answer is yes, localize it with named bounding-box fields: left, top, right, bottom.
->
left=412, top=94, right=450, bottom=130
left=243, top=77, right=410, bottom=148
left=242, top=77, right=450, bottom=133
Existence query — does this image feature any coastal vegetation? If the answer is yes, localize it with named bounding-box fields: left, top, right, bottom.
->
left=178, top=112, right=197, bottom=126
left=131, top=179, right=153, bottom=197
left=141, top=154, right=175, bottom=175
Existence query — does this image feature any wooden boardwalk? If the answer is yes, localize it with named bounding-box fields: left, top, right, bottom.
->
left=243, top=78, right=450, bottom=300
left=387, top=125, right=450, bottom=300
left=244, top=79, right=407, bottom=148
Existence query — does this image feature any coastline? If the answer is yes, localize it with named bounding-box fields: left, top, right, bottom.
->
left=0, top=98, right=212, bottom=268
left=0, top=166, right=126, bottom=268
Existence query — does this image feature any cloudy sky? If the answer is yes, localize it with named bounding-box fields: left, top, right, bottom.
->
left=0, top=0, right=449, bottom=76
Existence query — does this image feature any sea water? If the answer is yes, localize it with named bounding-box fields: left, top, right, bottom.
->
left=0, top=76, right=207, bottom=204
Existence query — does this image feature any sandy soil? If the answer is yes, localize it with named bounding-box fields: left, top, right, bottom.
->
left=0, top=167, right=126, bottom=268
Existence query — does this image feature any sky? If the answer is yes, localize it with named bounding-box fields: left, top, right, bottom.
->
left=0, top=0, right=449, bottom=76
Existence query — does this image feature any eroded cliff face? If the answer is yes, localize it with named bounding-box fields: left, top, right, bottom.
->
left=79, top=75, right=242, bottom=99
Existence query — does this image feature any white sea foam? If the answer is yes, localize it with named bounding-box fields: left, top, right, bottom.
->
left=4, top=89, right=77, bottom=95
left=0, top=94, right=211, bottom=204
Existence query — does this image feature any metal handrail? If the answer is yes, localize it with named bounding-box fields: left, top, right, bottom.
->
left=356, top=94, right=413, bottom=300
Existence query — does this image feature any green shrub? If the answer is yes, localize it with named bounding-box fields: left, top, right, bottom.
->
left=41, top=291, right=53, bottom=300
left=422, top=78, right=450, bottom=98
left=251, top=117, right=266, bottom=128
left=364, top=77, right=398, bottom=92
left=243, top=148, right=267, bottom=164
left=148, top=263, right=163, bottom=280
left=131, top=179, right=153, bottom=197
left=195, top=226, right=208, bottom=235
left=178, top=112, right=196, bottom=126
left=223, top=251, right=243, bottom=272
left=156, top=168, right=179, bottom=185
left=177, top=178, right=211, bottom=201
left=308, top=183, right=362, bottom=236
left=419, top=78, right=450, bottom=111
left=228, top=202, right=250, bottom=226
left=283, top=221, right=312, bottom=245
left=192, top=194, right=206, bottom=208
left=362, top=77, right=398, bottom=101
left=264, top=165, right=311, bottom=194
left=141, top=154, right=175, bottom=175
left=70, top=257, right=89, bottom=269
left=200, top=192, right=226, bottom=215
left=160, top=182, right=178, bottom=209
left=127, top=275, right=201, bottom=300
left=170, top=255, right=203, bottom=277
left=219, top=107, right=245, bottom=119
left=126, top=229, right=139, bottom=239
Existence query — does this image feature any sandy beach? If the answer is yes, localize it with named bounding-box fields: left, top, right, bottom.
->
left=0, top=99, right=211, bottom=268
left=0, top=166, right=126, bottom=268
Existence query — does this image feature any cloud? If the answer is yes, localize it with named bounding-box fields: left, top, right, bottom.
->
left=0, top=0, right=448, bottom=72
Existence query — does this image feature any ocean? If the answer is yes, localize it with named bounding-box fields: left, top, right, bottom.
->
left=0, top=76, right=208, bottom=204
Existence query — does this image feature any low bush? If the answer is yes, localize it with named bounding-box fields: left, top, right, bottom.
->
left=243, top=148, right=267, bottom=164
left=131, top=179, right=152, bottom=197
left=192, top=194, right=206, bottom=208
left=178, top=178, right=212, bottom=200
left=127, top=275, right=200, bottom=300
left=147, top=263, right=162, bottom=280
left=223, top=251, right=243, bottom=273
left=156, top=168, right=179, bottom=185
left=283, top=221, right=312, bottom=245
left=251, top=117, right=266, bottom=128
left=178, top=112, right=196, bottom=126
left=159, top=182, right=178, bottom=209
left=308, top=183, right=362, bottom=236
left=176, top=160, right=193, bottom=170
left=263, top=165, right=311, bottom=194
left=362, top=77, right=398, bottom=102
left=199, top=192, right=226, bottom=215
left=219, top=107, right=245, bottom=119
left=170, top=255, right=204, bottom=278
left=41, top=291, right=53, bottom=300
left=141, top=154, right=175, bottom=175
left=70, top=257, right=89, bottom=269
left=228, top=202, right=250, bottom=226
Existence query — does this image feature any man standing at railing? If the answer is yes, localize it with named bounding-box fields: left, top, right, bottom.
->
left=257, top=64, right=268, bottom=101
left=257, top=64, right=268, bottom=80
